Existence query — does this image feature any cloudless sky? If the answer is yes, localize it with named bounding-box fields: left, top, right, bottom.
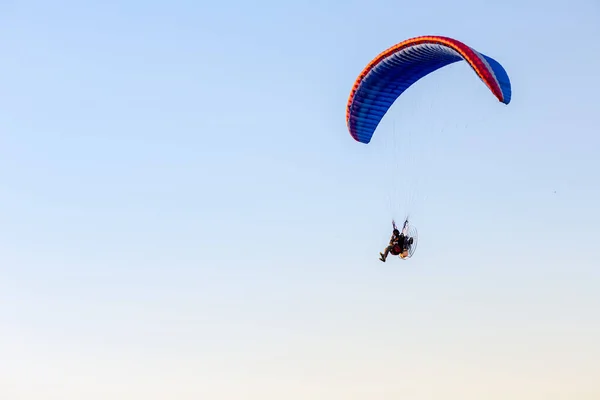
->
left=1, top=0, right=599, bottom=399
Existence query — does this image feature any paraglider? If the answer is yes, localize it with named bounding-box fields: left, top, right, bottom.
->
left=379, top=219, right=417, bottom=262
left=346, top=35, right=511, bottom=261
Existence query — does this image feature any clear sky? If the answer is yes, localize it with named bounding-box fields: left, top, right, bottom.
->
left=1, top=0, right=599, bottom=399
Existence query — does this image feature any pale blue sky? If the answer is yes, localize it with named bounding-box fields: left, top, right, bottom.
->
left=1, top=0, right=599, bottom=398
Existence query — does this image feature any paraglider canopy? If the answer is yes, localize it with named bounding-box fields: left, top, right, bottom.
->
left=346, top=35, right=512, bottom=144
